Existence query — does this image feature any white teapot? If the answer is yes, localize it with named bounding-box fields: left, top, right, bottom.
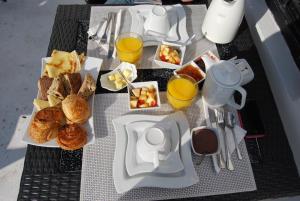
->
left=202, top=59, right=253, bottom=110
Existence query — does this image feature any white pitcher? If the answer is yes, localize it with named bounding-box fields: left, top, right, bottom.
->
left=202, top=60, right=251, bottom=110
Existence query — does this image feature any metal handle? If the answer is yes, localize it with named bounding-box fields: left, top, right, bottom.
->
left=232, top=128, right=243, bottom=160
left=218, top=152, right=225, bottom=169
left=222, top=127, right=234, bottom=171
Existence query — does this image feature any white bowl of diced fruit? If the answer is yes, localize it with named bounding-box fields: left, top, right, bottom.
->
left=154, top=42, right=186, bottom=69
left=100, top=62, right=137, bottom=91
left=128, top=81, right=161, bottom=111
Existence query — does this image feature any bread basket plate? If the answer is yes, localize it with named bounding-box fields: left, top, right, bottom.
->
left=21, top=56, right=103, bottom=148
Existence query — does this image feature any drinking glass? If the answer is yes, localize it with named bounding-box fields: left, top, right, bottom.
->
left=115, top=32, right=143, bottom=64
left=167, top=74, right=198, bottom=110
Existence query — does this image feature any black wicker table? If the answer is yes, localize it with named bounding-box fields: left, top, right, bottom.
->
left=18, top=2, right=300, bottom=201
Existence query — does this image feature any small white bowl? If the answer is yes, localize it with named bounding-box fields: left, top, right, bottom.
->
left=190, top=126, right=220, bottom=156
left=128, top=81, right=161, bottom=111
left=183, top=50, right=220, bottom=72
left=153, top=42, right=186, bottom=69
left=174, top=61, right=206, bottom=84
left=100, top=62, right=137, bottom=92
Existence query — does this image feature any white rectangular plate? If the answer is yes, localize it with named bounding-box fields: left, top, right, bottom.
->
left=21, top=56, right=103, bottom=148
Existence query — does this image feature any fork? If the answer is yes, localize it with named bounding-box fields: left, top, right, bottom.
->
left=88, top=18, right=107, bottom=41
left=99, top=12, right=113, bottom=45
left=216, top=108, right=234, bottom=171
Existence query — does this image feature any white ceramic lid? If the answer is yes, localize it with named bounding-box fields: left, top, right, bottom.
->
left=211, top=61, right=241, bottom=86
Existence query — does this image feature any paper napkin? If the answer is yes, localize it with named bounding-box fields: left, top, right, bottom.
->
left=87, top=9, right=123, bottom=57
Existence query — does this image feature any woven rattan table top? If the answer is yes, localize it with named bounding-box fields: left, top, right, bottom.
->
left=17, top=2, right=300, bottom=201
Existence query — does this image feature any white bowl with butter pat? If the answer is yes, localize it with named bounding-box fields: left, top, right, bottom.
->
left=100, top=62, right=137, bottom=91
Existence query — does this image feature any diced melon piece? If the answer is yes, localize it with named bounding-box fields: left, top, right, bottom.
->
left=139, top=95, right=147, bottom=101
left=140, top=90, right=147, bottom=96
left=139, top=103, right=149, bottom=108
left=130, top=99, right=138, bottom=108
left=132, top=88, right=141, bottom=97
left=130, top=96, right=138, bottom=100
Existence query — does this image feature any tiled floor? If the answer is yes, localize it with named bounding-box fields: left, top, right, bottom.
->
left=0, top=0, right=299, bottom=200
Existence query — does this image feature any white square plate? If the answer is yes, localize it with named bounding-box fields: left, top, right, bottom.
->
left=125, top=119, right=184, bottom=176
left=128, top=4, right=189, bottom=47
left=112, top=111, right=199, bottom=193
left=21, top=56, right=103, bottom=147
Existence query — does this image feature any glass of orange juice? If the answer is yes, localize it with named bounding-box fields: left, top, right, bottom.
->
left=115, top=32, right=143, bottom=64
left=167, top=74, right=198, bottom=110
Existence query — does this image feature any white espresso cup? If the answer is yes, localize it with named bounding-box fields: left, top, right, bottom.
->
left=144, top=6, right=170, bottom=37
left=136, top=126, right=171, bottom=168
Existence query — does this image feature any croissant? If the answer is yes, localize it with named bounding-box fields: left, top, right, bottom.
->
left=29, top=107, right=65, bottom=143
left=57, top=124, right=87, bottom=150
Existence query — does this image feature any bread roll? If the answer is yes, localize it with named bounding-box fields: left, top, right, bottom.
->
left=62, top=94, right=90, bottom=124
left=29, top=107, right=65, bottom=143
left=57, top=124, right=87, bottom=150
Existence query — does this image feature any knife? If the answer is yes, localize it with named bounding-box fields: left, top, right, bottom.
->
left=208, top=108, right=226, bottom=169
left=107, top=13, right=117, bottom=58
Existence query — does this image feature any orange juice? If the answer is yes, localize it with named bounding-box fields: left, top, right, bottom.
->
left=167, top=75, right=198, bottom=109
left=116, top=33, right=143, bottom=64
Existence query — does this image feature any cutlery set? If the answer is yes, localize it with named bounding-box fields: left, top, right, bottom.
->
left=89, top=12, right=118, bottom=57
left=213, top=107, right=242, bottom=171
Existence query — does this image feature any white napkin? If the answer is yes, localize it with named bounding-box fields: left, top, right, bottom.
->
left=202, top=99, right=247, bottom=173
left=87, top=19, right=110, bottom=54
left=87, top=9, right=123, bottom=56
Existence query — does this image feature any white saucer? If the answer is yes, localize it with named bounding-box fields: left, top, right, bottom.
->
left=125, top=120, right=184, bottom=176
left=112, top=111, right=199, bottom=193
left=128, top=4, right=189, bottom=46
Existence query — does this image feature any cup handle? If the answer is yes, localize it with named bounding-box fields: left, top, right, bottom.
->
left=227, top=86, right=247, bottom=110
left=153, top=151, right=159, bottom=168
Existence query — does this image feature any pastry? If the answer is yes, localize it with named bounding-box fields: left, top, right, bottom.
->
left=64, top=73, right=82, bottom=95
left=45, top=50, right=82, bottom=78
left=77, top=73, right=96, bottom=100
left=38, top=76, right=53, bottom=100
left=33, top=99, right=50, bottom=111
left=62, top=94, right=90, bottom=124
left=47, top=94, right=62, bottom=107
left=29, top=107, right=65, bottom=143
left=47, top=75, right=67, bottom=100
left=57, top=124, right=87, bottom=150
